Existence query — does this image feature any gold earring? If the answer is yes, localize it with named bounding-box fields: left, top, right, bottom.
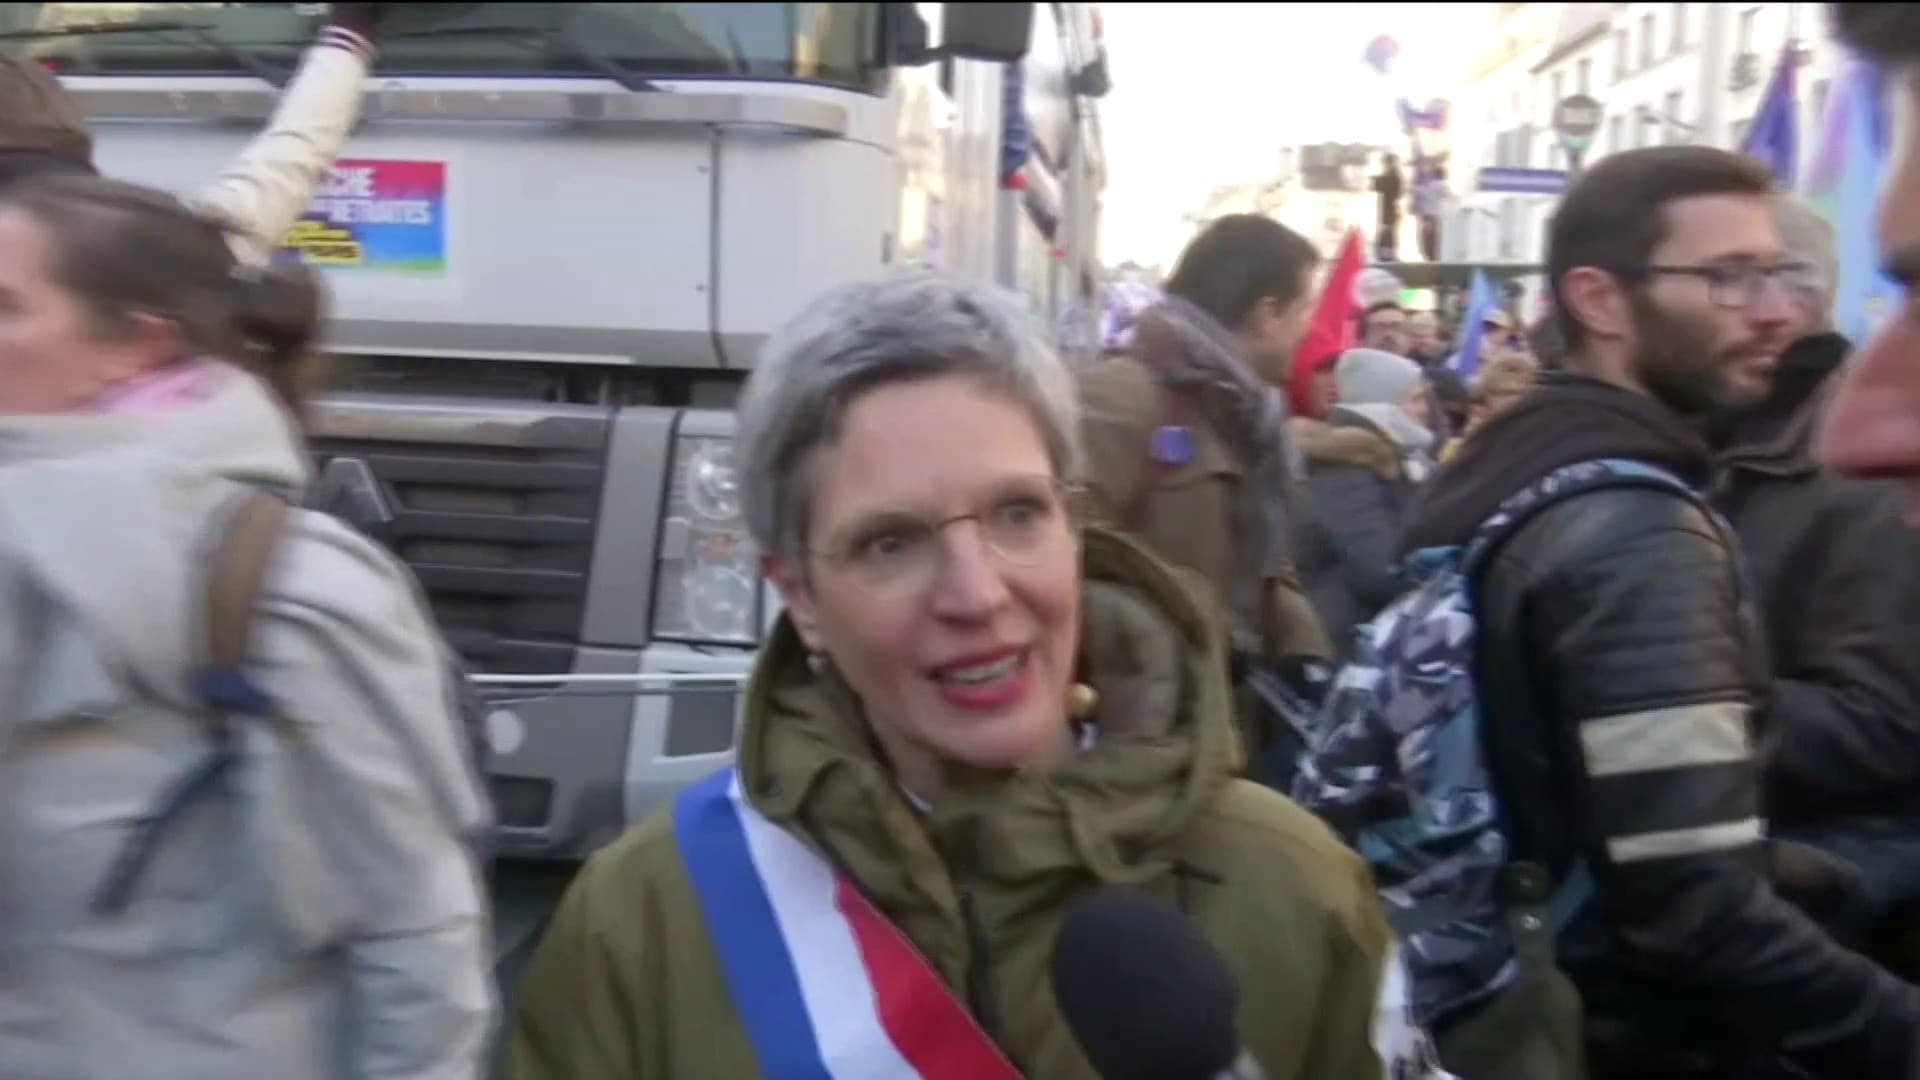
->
left=1067, top=682, right=1098, bottom=720
left=806, top=651, right=828, bottom=675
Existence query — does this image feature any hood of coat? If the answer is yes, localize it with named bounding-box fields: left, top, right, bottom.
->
left=1292, top=414, right=1402, bottom=480
left=0, top=364, right=309, bottom=716
left=734, top=527, right=1240, bottom=936
left=1400, top=371, right=1713, bottom=553
left=1709, top=332, right=1851, bottom=479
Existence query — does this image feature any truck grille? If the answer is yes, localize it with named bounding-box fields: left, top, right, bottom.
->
left=308, top=396, right=613, bottom=674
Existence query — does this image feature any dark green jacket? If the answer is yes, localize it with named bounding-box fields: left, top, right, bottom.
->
left=508, top=529, right=1399, bottom=1079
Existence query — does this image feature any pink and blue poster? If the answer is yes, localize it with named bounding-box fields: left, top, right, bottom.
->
left=278, top=159, right=447, bottom=275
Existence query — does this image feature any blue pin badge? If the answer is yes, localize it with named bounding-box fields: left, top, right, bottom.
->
left=1149, top=423, right=1194, bottom=467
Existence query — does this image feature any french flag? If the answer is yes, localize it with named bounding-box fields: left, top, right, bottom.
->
left=674, top=769, right=1023, bottom=1080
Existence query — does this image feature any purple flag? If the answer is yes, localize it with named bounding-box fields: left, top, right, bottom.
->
left=1741, top=44, right=1799, bottom=187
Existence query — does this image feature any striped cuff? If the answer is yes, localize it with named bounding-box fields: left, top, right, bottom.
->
left=317, top=26, right=377, bottom=65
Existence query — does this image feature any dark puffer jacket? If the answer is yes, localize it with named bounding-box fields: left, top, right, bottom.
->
left=1708, top=333, right=1920, bottom=827
left=1401, top=372, right=1920, bottom=1079
left=1292, top=412, right=1417, bottom=658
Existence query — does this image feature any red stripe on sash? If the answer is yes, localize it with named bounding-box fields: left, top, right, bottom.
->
left=833, top=876, right=1025, bottom=1080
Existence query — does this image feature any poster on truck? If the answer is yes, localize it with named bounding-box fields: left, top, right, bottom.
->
left=277, top=159, right=448, bottom=275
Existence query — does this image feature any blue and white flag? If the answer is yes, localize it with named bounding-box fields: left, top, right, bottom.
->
left=1802, top=57, right=1898, bottom=346
left=1448, top=270, right=1495, bottom=380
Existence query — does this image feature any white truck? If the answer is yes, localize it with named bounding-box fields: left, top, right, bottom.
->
left=20, top=0, right=1109, bottom=996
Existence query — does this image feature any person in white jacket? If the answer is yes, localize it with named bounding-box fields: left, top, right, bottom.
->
left=0, top=174, right=494, bottom=1077
left=0, top=4, right=378, bottom=267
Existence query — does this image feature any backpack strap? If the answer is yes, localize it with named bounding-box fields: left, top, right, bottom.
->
left=195, top=490, right=290, bottom=717
left=1465, top=460, right=1707, bottom=940
left=1459, top=458, right=1704, bottom=574
left=91, top=489, right=289, bottom=915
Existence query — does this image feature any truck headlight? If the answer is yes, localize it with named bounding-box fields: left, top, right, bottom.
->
left=654, top=435, right=762, bottom=645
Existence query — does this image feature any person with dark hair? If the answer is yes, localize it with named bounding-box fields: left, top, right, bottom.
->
left=1359, top=300, right=1411, bottom=357
left=1405, top=310, right=1469, bottom=436
left=1406, top=310, right=1447, bottom=365
left=1527, top=314, right=1569, bottom=369
left=1708, top=193, right=1920, bottom=958
left=1076, top=214, right=1330, bottom=663
left=1372, top=152, right=1404, bottom=262
left=0, top=175, right=494, bottom=1077
left=0, top=5, right=383, bottom=266
left=1075, top=214, right=1333, bottom=767
left=1399, top=146, right=1920, bottom=1077
left=1818, top=4, right=1920, bottom=519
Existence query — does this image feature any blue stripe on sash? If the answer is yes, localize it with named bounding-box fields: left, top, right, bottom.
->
left=674, top=769, right=834, bottom=1080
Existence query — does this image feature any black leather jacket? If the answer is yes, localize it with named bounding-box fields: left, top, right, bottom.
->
left=1710, top=334, right=1920, bottom=826
left=1474, top=485, right=1920, bottom=1075
left=1404, top=374, right=1920, bottom=1076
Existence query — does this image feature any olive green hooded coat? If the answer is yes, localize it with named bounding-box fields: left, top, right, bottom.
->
left=507, top=530, right=1398, bottom=1079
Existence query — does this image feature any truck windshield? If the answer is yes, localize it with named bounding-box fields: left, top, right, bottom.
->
left=5, top=3, right=883, bottom=88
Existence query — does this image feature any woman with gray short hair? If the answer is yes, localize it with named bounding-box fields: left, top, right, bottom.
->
left=509, top=272, right=1439, bottom=1079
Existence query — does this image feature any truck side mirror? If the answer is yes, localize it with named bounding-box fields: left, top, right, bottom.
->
left=939, top=3, right=1034, bottom=63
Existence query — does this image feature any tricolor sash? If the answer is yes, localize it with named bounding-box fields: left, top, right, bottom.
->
left=673, top=768, right=1024, bottom=1080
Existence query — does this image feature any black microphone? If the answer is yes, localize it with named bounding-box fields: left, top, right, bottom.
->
left=1050, top=887, right=1265, bottom=1080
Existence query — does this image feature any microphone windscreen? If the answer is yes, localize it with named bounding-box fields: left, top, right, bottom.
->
left=1049, top=887, right=1244, bottom=1080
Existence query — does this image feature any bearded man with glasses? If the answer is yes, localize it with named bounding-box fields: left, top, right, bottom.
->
left=1397, top=145, right=1920, bottom=1078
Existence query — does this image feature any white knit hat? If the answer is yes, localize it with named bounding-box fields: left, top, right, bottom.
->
left=1335, top=347, right=1424, bottom=406
left=1354, top=267, right=1406, bottom=310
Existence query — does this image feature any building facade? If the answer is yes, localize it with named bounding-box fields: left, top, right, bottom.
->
left=1448, top=1, right=1845, bottom=272
left=1446, top=3, right=1561, bottom=264
left=1183, top=143, right=1393, bottom=261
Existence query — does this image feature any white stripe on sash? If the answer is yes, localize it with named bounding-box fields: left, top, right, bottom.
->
left=727, top=772, right=924, bottom=1079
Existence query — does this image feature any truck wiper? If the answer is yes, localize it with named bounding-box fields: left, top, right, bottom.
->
left=380, top=22, right=661, bottom=93
left=0, top=21, right=289, bottom=88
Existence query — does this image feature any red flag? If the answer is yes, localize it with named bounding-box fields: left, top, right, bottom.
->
left=1288, top=228, right=1365, bottom=418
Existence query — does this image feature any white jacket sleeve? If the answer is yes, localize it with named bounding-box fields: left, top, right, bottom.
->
left=252, top=511, right=495, bottom=1080
left=187, top=40, right=372, bottom=267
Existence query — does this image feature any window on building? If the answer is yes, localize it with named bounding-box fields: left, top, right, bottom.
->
left=1551, top=70, right=1565, bottom=108
left=1671, top=3, right=1688, bottom=54
left=1638, top=109, right=1658, bottom=148
left=1613, top=29, right=1627, bottom=78
left=1731, top=117, right=1752, bottom=147
left=1738, top=7, right=1760, bottom=53
left=1577, top=57, right=1592, bottom=94
left=1664, top=90, right=1683, bottom=143
left=1608, top=114, right=1624, bottom=153
left=1498, top=198, right=1522, bottom=261
left=1639, top=13, right=1655, bottom=68
left=1497, top=128, right=1530, bottom=169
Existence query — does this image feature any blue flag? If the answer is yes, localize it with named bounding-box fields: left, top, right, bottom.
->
left=1742, top=43, right=1799, bottom=186
left=1448, top=270, right=1495, bottom=380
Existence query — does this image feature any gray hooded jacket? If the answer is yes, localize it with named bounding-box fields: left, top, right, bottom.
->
left=0, top=368, right=494, bottom=1079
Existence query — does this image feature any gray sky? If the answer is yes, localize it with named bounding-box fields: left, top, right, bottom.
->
left=1096, top=2, right=1490, bottom=267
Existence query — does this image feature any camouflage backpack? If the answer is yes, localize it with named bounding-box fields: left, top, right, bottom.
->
left=1293, top=457, right=1711, bottom=1031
